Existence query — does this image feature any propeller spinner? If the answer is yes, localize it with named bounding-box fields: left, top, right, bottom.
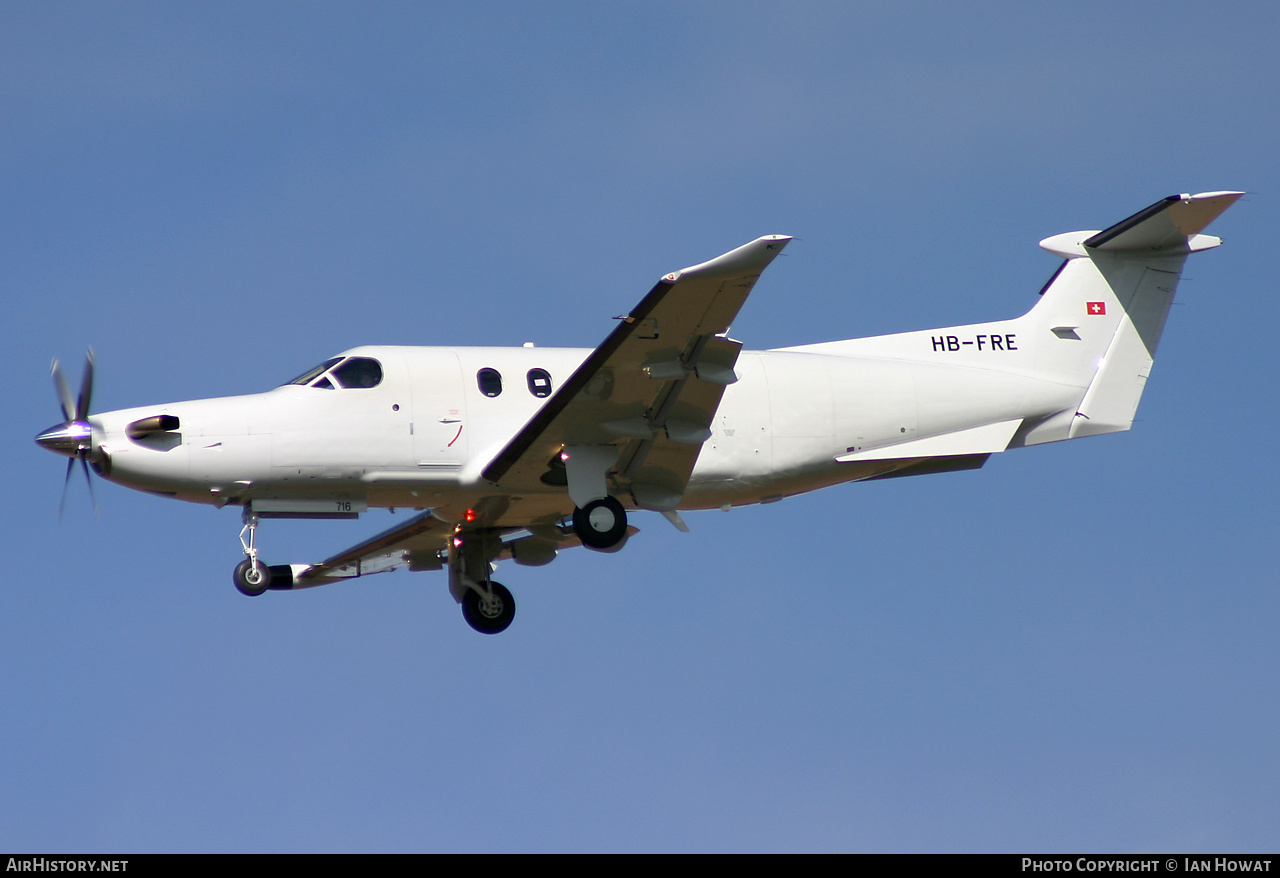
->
left=35, top=351, right=100, bottom=517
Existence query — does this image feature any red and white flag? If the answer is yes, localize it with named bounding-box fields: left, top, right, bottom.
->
left=1087, top=301, right=1107, bottom=315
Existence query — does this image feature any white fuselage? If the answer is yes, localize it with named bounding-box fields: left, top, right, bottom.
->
left=89, top=335, right=1083, bottom=529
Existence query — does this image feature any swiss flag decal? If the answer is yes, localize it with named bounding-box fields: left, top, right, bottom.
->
left=1087, top=301, right=1107, bottom=316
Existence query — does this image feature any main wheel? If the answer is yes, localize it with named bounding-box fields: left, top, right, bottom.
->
left=233, top=559, right=271, bottom=597
left=461, top=581, right=516, bottom=634
left=573, top=496, right=628, bottom=550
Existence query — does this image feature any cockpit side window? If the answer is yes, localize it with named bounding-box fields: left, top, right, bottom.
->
left=286, top=357, right=343, bottom=386
left=331, top=357, right=383, bottom=389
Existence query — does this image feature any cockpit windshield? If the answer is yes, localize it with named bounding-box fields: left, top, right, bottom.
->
left=283, top=356, right=383, bottom=389
left=286, top=358, right=343, bottom=386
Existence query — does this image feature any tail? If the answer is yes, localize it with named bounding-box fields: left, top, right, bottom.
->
left=1015, top=191, right=1243, bottom=446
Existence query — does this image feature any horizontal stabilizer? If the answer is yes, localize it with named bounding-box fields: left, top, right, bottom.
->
left=1084, top=191, right=1243, bottom=252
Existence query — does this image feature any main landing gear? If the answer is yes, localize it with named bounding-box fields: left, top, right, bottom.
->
left=559, top=446, right=628, bottom=552
left=572, top=496, right=628, bottom=550
left=451, top=496, right=626, bottom=633
left=448, top=530, right=517, bottom=635
left=461, top=581, right=515, bottom=634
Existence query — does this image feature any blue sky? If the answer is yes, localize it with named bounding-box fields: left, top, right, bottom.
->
left=4, top=2, right=1278, bottom=852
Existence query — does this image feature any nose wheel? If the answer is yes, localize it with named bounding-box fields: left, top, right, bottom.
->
left=461, top=581, right=515, bottom=634
left=233, top=558, right=271, bottom=597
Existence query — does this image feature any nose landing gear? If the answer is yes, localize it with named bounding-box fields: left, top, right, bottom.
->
left=233, top=509, right=270, bottom=596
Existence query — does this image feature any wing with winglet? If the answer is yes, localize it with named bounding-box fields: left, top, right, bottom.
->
left=482, top=234, right=792, bottom=510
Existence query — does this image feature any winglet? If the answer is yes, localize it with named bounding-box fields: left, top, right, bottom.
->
left=664, top=235, right=792, bottom=284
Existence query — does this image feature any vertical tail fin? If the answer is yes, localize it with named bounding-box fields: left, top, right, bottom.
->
left=1017, top=191, right=1242, bottom=445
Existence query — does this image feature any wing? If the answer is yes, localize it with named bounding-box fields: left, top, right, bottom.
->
left=482, top=235, right=792, bottom=510
left=293, top=509, right=453, bottom=584
left=292, top=509, right=630, bottom=586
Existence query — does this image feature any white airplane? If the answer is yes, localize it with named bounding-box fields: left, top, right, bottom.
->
left=37, top=191, right=1242, bottom=633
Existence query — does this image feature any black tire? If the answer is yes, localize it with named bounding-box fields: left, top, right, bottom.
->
left=461, top=581, right=516, bottom=634
left=233, top=559, right=270, bottom=597
left=572, top=496, right=628, bottom=550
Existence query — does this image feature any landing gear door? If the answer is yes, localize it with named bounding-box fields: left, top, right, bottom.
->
left=407, top=349, right=469, bottom=473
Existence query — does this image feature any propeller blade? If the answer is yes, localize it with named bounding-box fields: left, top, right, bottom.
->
left=58, top=457, right=75, bottom=520
left=47, top=349, right=100, bottom=519
left=76, top=349, right=94, bottom=422
left=51, top=358, right=75, bottom=423
left=79, top=455, right=99, bottom=517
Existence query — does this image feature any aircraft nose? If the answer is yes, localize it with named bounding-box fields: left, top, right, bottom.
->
left=35, top=421, right=92, bottom=457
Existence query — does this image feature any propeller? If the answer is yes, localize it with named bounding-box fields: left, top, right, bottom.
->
left=35, top=350, right=100, bottom=518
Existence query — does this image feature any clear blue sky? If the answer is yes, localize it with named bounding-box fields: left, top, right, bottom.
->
left=4, top=2, right=1277, bottom=852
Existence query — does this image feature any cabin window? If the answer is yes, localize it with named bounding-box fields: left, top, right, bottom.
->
left=527, top=368, right=553, bottom=398
left=477, top=368, right=503, bottom=397
left=331, top=357, right=383, bottom=389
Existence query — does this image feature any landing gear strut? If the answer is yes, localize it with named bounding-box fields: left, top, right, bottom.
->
left=234, top=509, right=270, bottom=597
left=573, top=496, right=628, bottom=550
left=448, top=529, right=517, bottom=634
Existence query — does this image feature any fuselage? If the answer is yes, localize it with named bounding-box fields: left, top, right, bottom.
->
left=86, top=336, right=1083, bottom=529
